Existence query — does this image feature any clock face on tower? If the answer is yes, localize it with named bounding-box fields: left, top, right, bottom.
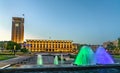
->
left=15, top=23, right=19, bottom=27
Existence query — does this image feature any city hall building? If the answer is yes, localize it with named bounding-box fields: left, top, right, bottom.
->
left=26, top=39, right=77, bottom=53
left=11, top=17, right=77, bottom=53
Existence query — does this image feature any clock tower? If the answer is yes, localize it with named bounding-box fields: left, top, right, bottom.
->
left=11, top=17, right=24, bottom=43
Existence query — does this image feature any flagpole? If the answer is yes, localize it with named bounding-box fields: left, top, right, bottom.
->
left=22, top=14, right=25, bottom=18
left=22, top=14, right=25, bottom=42
left=22, top=14, right=25, bottom=22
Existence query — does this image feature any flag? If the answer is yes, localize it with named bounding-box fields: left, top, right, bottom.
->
left=22, top=14, right=24, bottom=16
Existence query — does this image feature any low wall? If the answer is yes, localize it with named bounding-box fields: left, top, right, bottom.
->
left=0, top=64, right=120, bottom=73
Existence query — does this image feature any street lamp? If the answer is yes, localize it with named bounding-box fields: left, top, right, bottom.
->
left=14, top=45, right=16, bottom=55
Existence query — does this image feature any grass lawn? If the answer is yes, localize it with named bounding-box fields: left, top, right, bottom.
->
left=0, top=51, right=27, bottom=55
left=0, top=55, right=15, bottom=61
left=112, top=55, right=120, bottom=58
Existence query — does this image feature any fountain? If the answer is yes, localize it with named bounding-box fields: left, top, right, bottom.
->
left=37, top=55, right=43, bottom=65
left=95, top=46, right=114, bottom=64
left=74, top=46, right=96, bottom=66
left=60, top=54, right=64, bottom=65
left=6, top=46, right=120, bottom=73
left=54, top=55, right=59, bottom=65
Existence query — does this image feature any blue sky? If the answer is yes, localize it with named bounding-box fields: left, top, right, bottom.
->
left=0, top=0, right=120, bottom=45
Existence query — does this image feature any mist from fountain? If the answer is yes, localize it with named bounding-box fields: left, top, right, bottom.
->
left=95, top=46, right=114, bottom=64
left=37, top=55, right=43, bottom=65
left=54, top=55, right=59, bottom=65
left=74, top=46, right=96, bottom=66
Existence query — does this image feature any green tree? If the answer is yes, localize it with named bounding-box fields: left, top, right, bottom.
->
left=0, top=42, right=4, bottom=48
left=77, top=44, right=86, bottom=51
left=6, top=41, right=21, bottom=51
left=118, top=38, right=120, bottom=49
left=106, top=42, right=116, bottom=50
left=20, top=48, right=29, bottom=53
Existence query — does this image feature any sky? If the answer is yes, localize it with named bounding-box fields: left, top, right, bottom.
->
left=0, top=0, right=120, bottom=45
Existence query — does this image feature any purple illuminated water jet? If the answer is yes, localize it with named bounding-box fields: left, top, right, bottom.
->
left=95, top=46, right=114, bottom=64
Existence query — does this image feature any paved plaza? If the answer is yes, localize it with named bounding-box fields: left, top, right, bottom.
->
left=0, top=56, right=31, bottom=68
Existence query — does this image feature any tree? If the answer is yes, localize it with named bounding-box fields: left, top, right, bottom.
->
left=118, top=38, right=120, bottom=49
left=20, top=48, right=29, bottom=53
left=6, top=41, right=21, bottom=51
left=106, top=42, right=116, bottom=50
left=0, top=42, right=4, bottom=48
left=77, top=44, right=87, bottom=51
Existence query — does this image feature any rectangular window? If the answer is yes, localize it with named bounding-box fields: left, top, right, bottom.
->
left=34, top=44, right=36, bottom=48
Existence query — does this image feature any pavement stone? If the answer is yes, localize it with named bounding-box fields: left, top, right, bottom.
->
left=0, top=56, right=31, bottom=68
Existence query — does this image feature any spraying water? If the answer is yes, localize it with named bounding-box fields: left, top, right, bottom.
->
left=74, top=46, right=96, bottom=66
left=37, top=55, right=43, bottom=65
left=95, top=46, right=114, bottom=64
left=54, top=55, right=59, bottom=65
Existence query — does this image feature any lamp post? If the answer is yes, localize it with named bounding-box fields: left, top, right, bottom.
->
left=14, top=45, right=16, bottom=55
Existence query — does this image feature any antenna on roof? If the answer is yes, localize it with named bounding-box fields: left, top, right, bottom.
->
left=22, top=14, right=24, bottom=17
left=49, top=37, right=51, bottom=39
left=22, top=14, right=25, bottom=20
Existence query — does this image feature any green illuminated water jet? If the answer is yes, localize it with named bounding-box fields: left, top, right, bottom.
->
left=74, top=46, right=96, bottom=66
left=54, top=55, right=59, bottom=65
left=37, top=55, right=43, bottom=65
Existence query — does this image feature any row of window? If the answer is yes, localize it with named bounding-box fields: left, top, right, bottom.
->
left=30, top=49, right=72, bottom=52
left=29, top=48, right=71, bottom=50
left=28, top=44, right=72, bottom=48
left=27, top=41, right=72, bottom=44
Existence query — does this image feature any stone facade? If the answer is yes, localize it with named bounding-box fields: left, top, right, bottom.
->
left=11, top=17, right=24, bottom=43
left=25, top=39, right=77, bottom=53
left=103, top=40, right=118, bottom=48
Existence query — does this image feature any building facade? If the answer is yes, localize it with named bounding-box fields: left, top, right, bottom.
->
left=26, top=39, right=77, bottom=53
left=103, top=40, right=118, bottom=48
left=112, top=40, right=118, bottom=47
left=11, top=17, right=24, bottom=43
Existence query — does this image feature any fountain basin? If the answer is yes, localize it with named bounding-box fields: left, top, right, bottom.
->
left=1, top=64, right=120, bottom=73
